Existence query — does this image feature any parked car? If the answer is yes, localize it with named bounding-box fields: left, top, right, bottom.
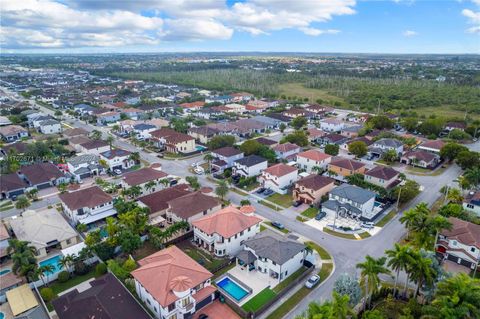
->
left=292, top=200, right=302, bottom=207
left=194, top=167, right=204, bottom=175
left=315, top=212, right=327, bottom=220
left=271, top=221, right=285, bottom=230
left=114, top=169, right=122, bottom=175
left=263, top=189, right=274, bottom=196
left=361, top=222, right=375, bottom=229
left=157, top=153, right=164, bottom=158
left=305, top=274, right=320, bottom=288
left=169, top=179, right=178, bottom=186
left=256, top=187, right=266, bottom=194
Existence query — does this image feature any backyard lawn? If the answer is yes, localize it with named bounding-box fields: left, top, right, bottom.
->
left=178, top=241, right=229, bottom=272
left=272, top=266, right=308, bottom=293
left=50, top=270, right=96, bottom=296
left=266, top=193, right=293, bottom=208
left=242, top=288, right=277, bottom=313
left=301, top=207, right=318, bottom=218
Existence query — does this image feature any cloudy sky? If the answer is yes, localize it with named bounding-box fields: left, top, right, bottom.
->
left=1, top=0, right=479, bottom=53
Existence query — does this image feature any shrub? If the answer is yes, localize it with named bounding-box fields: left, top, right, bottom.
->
left=95, top=263, right=108, bottom=277
left=123, top=258, right=137, bottom=272
left=74, top=261, right=90, bottom=275
left=40, top=287, right=55, bottom=303
left=57, top=271, right=70, bottom=283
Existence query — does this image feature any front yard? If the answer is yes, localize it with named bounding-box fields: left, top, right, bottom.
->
left=266, top=193, right=292, bottom=208
left=301, top=207, right=318, bottom=218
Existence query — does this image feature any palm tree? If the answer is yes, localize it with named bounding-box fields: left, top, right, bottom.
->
left=464, top=167, right=480, bottom=189
left=145, top=181, right=156, bottom=193
left=58, top=255, right=74, bottom=274
left=356, top=255, right=391, bottom=310
left=38, top=264, right=55, bottom=286
left=127, top=186, right=141, bottom=199
left=331, top=291, right=356, bottom=319
left=446, top=188, right=463, bottom=203
left=409, top=251, right=436, bottom=298
left=385, top=244, right=416, bottom=297
left=26, top=189, right=39, bottom=201
left=430, top=215, right=452, bottom=251
left=432, top=273, right=480, bottom=319
left=129, top=152, right=140, bottom=164
left=57, top=183, right=68, bottom=194
left=111, top=124, right=120, bottom=133
left=215, top=180, right=229, bottom=202
left=399, top=209, right=419, bottom=239
left=90, top=130, right=102, bottom=140
left=106, top=134, right=115, bottom=150
left=8, top=239, right=37, bottom=279
left=311, top=166, right=323, bottom=175
left=159, top=178, right=170, bottom=189
left=203, top=154, right=214, bottom=175
left=15, top=195, right=31, bottom=211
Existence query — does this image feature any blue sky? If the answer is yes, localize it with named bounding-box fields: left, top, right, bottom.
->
left=2, top=0, right=479, bottom=54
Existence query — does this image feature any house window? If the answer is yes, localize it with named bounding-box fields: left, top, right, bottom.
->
left=452, top=240, right=457, bottom=246
left=272, top=261, right=276, bottom=265
left=240, top=231, right=244, bottom=236
left=471, top=247, right=476, bottom=253
left=66, top=239, right=71, bottom=245
left=168, top=303, right=176, bottom=312
left=467, top=204, right=474, bottom=209
left=203, top=211, right=207, bottom=215
left=147, top=299, right=151, bottom=305
left=182, top=297, right=190, bottom=307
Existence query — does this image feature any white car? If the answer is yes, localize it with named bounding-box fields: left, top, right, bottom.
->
left=305, top=275, right=320, bottom=288
left=114, top=169, right=122, bottom=175
left=361, top=222, right=374, bottom=229
left=194, top=167, right=204, bottom=175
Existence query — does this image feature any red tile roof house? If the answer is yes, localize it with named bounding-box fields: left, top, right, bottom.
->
left=131, top=246, right=217, bottom=319
left=418, top=140, right=445, bottom=154
left=364, top=165, right=400, bottom=189
left=151, top=128, right=196, bottom=154
left=179, top=101, right=205, bottom=112
left=273, top=143, right=301, bottom=160
left=401, top=150, right=440, bottom=169
left=306, top=128, right=327, bottom=143
left=258, top=163, right=298, bottom=194
left=121, top=167, right=168, bottom=196
left=192, top=206, right=262, bottom=257
left=293, top=175, right=335, bottom=205
left=436, top=217, right=480, bottom=272
left=166, top=191, right=222, bottom=224
left=59, top=186, right=116, bottom=225
left=296, top=149, right=332, bottom=173
left=19, top=162, right=68, bottom=190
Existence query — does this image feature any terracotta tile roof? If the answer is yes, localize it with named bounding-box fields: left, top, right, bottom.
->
left=151, top=128, right=194, bottom=144
left=295, top=175, right=334, bottom=191
left=131, top=246, right=213, bottom=307
left=80, top=139, right=109, bottom=150
left=297, top=149, right=331, bottom=162
left=365, top=165, right=399, bottom=180
left=420, top=140, right=445, bottom=151
left=192, top=206, right=261, bottom=238
left=0, top=173, right=27, bottom=192
left=403, top=150, right=438, bottom=162
left=273, top=142, right=300, bottom=153
left=330, top=157, right=366, bottom=171
left=263, top=163, right=297, bottom=177
left=21, top=162, right=65, bottom=185
left=168, top=191, right=220, bottom=219
left=180, top=101, right=205, bottom=108
left=137, top=184, right=191, bottom=214
left=123, top=167, right=168, bottom=186
left=307, top=128, right=326, bottom=138
left=441, top=217, right=480, bottom=249
left=59, top=186, right=112, bottom=210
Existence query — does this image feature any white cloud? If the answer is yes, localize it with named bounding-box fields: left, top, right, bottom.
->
left=403, top=30, right=418, bottom=37
left=163, top=19, right=234, bottom=41
left=299, top=28, right=341, bottom=36
left=462, top=8, right=480, bottom=34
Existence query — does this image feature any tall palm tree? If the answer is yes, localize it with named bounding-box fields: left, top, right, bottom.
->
left=446, top=188, right=463, bottom=204
left=8, top=239, right=37, bottom=277
left=106, top=134, right=115, bottom=150
left=430, top=215, right=452, bottom=251
left=58, top=255, right=74, bottom=274
left=464, top=167, right=480, bottom=189
left=311, top=166, right=323, bottom=175
left=215, top=180, right=229, bottom=201
left=159, top=178, right=170, bottom=189
left=385, top=244, right=416, bottom=297
left=409, top=252, right=436, bottom=298
left=15, top=196, right=31, bottom=212
left=129, top=152, right=140, bottom=164
left=330, top=291, right=356, bottom=319
left=203, top=154, right=214, bottom=175
left=144, top=181, right=156, bottom=193
left=38, top=264, right=55, bottom=286
left=356, top=255, right=391, bottom=310
left=399, top=209, right=419, bottom=239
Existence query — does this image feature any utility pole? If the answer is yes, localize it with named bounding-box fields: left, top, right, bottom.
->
left=396, top=186, right=403, bottom=211
left=443, top=184, right=450, bottom=205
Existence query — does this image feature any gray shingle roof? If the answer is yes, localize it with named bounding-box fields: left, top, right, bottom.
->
left=244, top=230, right=305, bottom=265
left=235, top=155, right=266, bottom=167
left=330, top=184, right=376, bottom=204
left=374, top=138, right=403, bottom=148
left=322, top=200, right=362, bottom=215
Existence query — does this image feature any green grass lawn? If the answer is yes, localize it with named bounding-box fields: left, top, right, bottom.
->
left=260, top=224, right=267, bottom=232
left=322, top=227, right=357, bottom=239
left=259, top=200, right=282, bottom=211
left=50, top=270, right=96, bottom=296
left=242, top=288, right=277, bottom=313
left=301, top=207, right=318, bottom=218
left=231, top=188, right=249, bottom=196
left=264, top=222, right=289, bottom=234
left=181, top=245, right=228, bottom=272
left=305, top=241, right=332, bottom=260
left=376, top=210, right=397, bottom=227
left=358, top=232, right=372, bottom=239
left=278, top=82, right=346, bottom=105
left=296, top=216, right=308, bottom=222
left=273, top=267, right=308, bottom=293
left=266, top=193, right=293, bottom=208
left=242, top=182, right=260, bottom=191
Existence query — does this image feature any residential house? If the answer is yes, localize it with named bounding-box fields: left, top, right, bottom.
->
left=238, top=230, right=307, bottom=283
left=230, top=92, right=254, bottom=102
left=320, top=118, right=345, bottom=132
left=343, top=137, right=373, bottom=151
left=53, top=273, right=151, bottom=319
left=73, top=104, right=96, bottom=115
left=293, top=175, right=335, bottom=205
left=96, top=111, right=121, bottom=126
left=193, top=205, right=262, bottom=257
left=259, top=164, right=298, bottom=194
left=436, top=217, right=480, bottom=271
left=38, top=119, right=62, bottom=134
left=206, top=95, right=232, bottom=104
left=364, top=165, right=400, bottom=188
left=78, top=140, right=110, bottom=155
left=1, top=141, right=28, bottom=156
left=179, top=101, right=205, bottom=112
left=445, top=122, right=467, bottom=132
left=233, top=155, right=268, bottom=177
left=255, top=137, right=278, bottom=148
left=19, top=162, right=68, bottom=189
left=66, top=154, right=102, bottom=181
left=0, top=173, right=27, bottom=199
left=69, top=136, right=91, bottom=152
left=210, top=146, right=244, bottom=173
left=188, top=126, right=219, bottom=144
left=0, top=125, right=29, bottom=142
left=401, top=150, right=440, bottom=169
left=307, top=128, right=327, bottom=143
left=8, top=208, right=79, bottom=258
left=6, top=284, right=50, bottom=319
left=121, top=167, right=168, bottom=195
left=282, top=108, right=310, bottom=119
left=418, top=140, right=445, bottom=154
left=59, top=186, right=116, bottom=225
left=121, top=108, right=144, bottom=120
left=0, top=222, right=10, bottom=261
left=273, top=143, right=301, bottom=160
left=133, top=123, right=157, bottom=140
left=328, top=157, right=367, bottom=177
left=296, top=150, right=332, bottom=173
left=369, top=138, right=404, bottom=158
left=341, top=125, right=363, bottom=138
left=224, top=103, right=246, bottom=114
left=234, top=118, right=268, bottom=136
left=62, top=127, right=88, bottom=138
left=247, top=100, right=270, bottom=109
left=166, top=191, right=221, bottom=224
left=132, top=246, right=216, bottom=319
left=99, top=148, right=134, bottom=171
left=196, top=108, right=223, bottom=120
left=250, top=115, right=285, bottom=129
left=319, top=133, right=348, bottom=145
left=151, top=128, right=196, bottom=154
left=322, top=184, right=377, bottom=220
left=463, top=191, right=480, bottom=216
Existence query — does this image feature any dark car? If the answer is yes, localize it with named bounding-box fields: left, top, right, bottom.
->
left=256, top=187, right=266, bottom=194
left=315, top=212, right=327, bottom=220
left=271, top=221, right=285, bottom=230
left=169, top=179, right=178, bottom=186
left=292, top=200, right=302, bottom=207
left=198, top=315, right=209, bottom=319
left=263, top=189, right=274, bottom=196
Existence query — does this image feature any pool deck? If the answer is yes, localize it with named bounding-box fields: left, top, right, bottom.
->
left=0, top=301, right=14, bottom=319
left=227, top=266, right=279, bottom=306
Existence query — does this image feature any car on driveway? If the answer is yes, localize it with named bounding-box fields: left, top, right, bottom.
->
left=292, top=200, right=302, bottom=207
left=114, top=169, right=122, bottom=175
left=256, top=187, right=266, bottom=194
left=271, top=221, right=285, bottom=230
left=263, top=189, right=274, bottom=196
left=361, top=222, right=374, bottom=229
left=315, top=211, right=327, bottom=220
left=305, top=274, right=320, bottom=288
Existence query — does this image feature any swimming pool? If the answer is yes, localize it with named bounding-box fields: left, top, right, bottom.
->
left=0, top=269, right=11, bottom=276
left=216, top=276, right=250, bottom=302
left=196, top=145, right=207, bottom=151
left=0, top=311, right=5, bottom=319
left=39, top=255, right=62, bottom=274
left=374, top=201, right=382, bottom=207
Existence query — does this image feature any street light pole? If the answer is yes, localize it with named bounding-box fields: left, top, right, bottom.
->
left=396, top=186, right=402, bottom=211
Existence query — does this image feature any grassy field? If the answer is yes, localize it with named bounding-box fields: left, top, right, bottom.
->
left=272, top=267, right=308, bottom=294
left=376, top=210, right=398, bottom=227
left=413, top=105, right=480, bottom=121
left=242, top=288, right=277, bottom=313
left=305, top=241, right=332, bottom=260
left=266, top=193, right=293, bottom=208
left=296, top=216, right=309, bottom=222
left=301, top=207, right=318, bottom=218
left=278, top=82, right=346, bottom=105
left=322, top=227, right=357, bottom=239
left=259, top=200, right=282, bottom=211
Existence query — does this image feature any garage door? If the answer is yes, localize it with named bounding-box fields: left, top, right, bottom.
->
left=196, top=295, right=214, bottom=310
left=36, top=182, right=51, bottom=190
left=112, top=165, right=122, bottom=170
left=79, top=172, right=91, bottom=179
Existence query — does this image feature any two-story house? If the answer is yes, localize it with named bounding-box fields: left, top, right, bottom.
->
left=328, top=157, right=367, bottom=177
left=0, top=125, right=29, bottom=143
left=364, top=165, right=400, bottom=189
left=121, top=167, right=168, bottom=195
left=340, top=125, right=363, bottom=138
left=322, top=184, right=377, bottom=220
left=78, top=140, right=110, bottom=155
left=238, top=230, right=307, bottom=284
left=99, top=148, right=135, bottom=171
left=272, top=143, right=301, bottom=160
left=233, top=155, right=268, bottom=178
left=463, top=191, right=480, bottom=216
left=293, top=175, right=335, bottom=205
left=133, top=123, right=157, bottom=140
left=418, top=140, right=445, bottom=154
left=436, top=217, right=480, bottom=271
left=210, top=147, right=244, bottom=173
left=132, top=246, right=216, bottom=319
left=0, top=173, right=27, bottom=200
left=96, top=111, right=121, bottom=126
left=192, top=205, right=262, bottom=257
left=319, top=133, right=348, bottom=146
left=296, top=150, right=332, bottom=173
left=59, top=186, right=116, bottom=225
left=38, top=119, right=62, bottom=134
left=151, top=128, right=196, bottom=154
left=258, top=164, right=298, bottom=194
left=368, top=138, right=404, bottom=158
left=166, top=191, right=221, bottom=224
left=320, top=118, right=345, bottom=132
left=66, top=154, right=102, bottom=181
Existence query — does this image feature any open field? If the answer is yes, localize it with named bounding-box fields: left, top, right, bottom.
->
left=278, top=82, right=346, bottom=105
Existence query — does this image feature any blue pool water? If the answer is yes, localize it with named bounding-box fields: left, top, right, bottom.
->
left=0, top=269, right=11, bottom=276
left=39, top=255, right=62, bottom=275
left=0, top=311, right=5, bottom=319
left=196, top=145, right=207, bottom=151
left=374, top=202, right=382, bottom=207
left=217, top=277, right=249, bottom=301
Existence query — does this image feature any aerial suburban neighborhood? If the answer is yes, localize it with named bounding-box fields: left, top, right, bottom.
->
left=0, top=2, right=479, bottom=318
